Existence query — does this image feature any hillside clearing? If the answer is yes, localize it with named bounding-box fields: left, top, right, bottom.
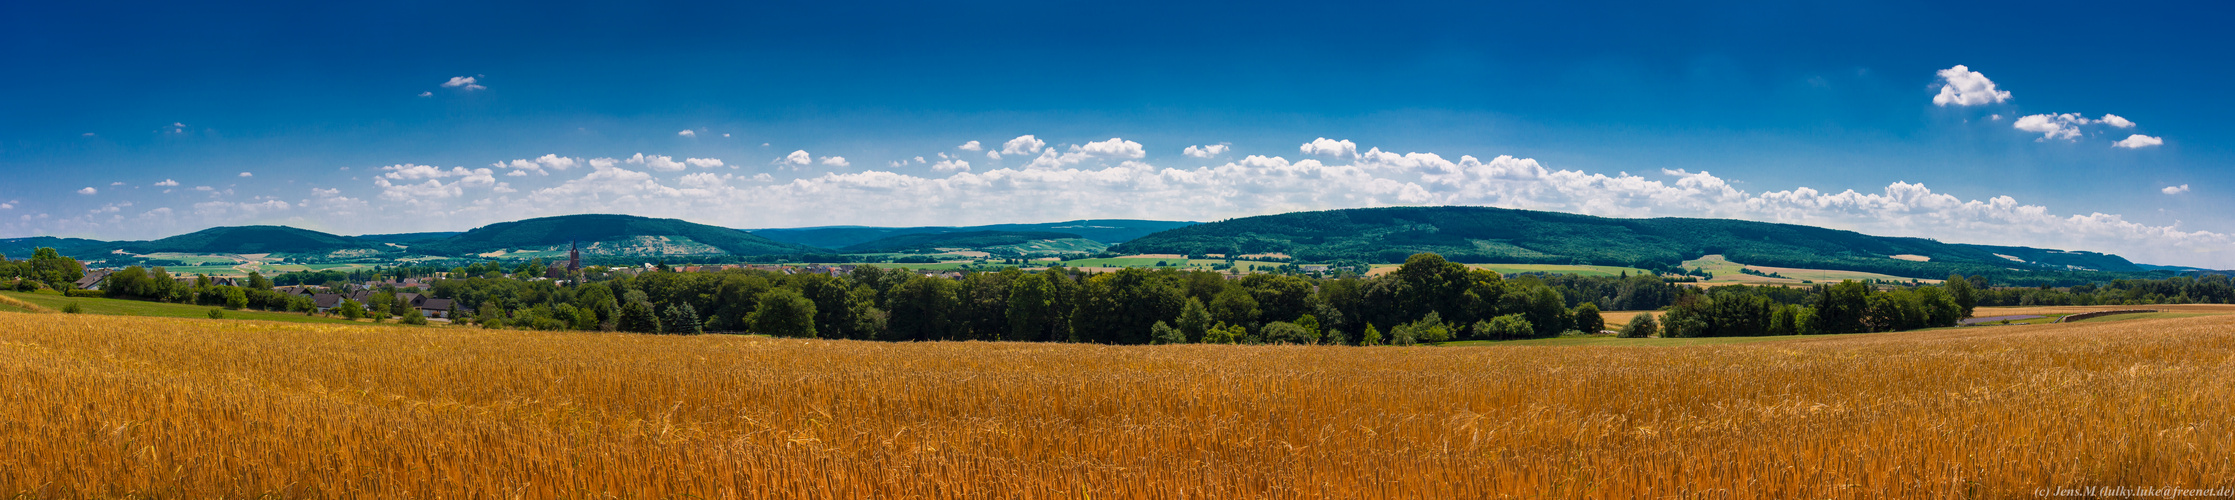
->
left=1682, top=254, right=1934, bottom=285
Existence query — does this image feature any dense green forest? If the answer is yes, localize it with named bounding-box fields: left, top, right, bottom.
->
left=1113, top=206, right=2163, bottom=284
left=1972, top=275, right=2235, bottom=306
left=0, top=236, right=110, bottom=261
left=115, top=225, right=390, bottom=255
left=410, top=253, right=1700, bottom=343
left=2, top=227, right=391, bottom=257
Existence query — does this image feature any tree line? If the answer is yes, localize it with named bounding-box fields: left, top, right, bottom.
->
left=13, top=247, right=2235, bottom=343
left=421, top=253, right=1675, bottom=343
left=1967, top=275, right=2235, bottom=307
left=1638, top=278, right=1975, bottom=338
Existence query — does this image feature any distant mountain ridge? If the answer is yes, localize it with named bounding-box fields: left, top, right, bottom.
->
left=839, top=231, right=1087, bottom=253
left=751, top=219, right=1197, bottom=248
left=355, top=232, right=463, bottom=245
left=0, top=236, right=113, bottom=260
left=113, top=226, right=390, bottom=255
left=6, top=210, right=2214, bottom=279
left=406, top=214, right=821, bottom=257
left=1111, top=206, right=2149, bottom=279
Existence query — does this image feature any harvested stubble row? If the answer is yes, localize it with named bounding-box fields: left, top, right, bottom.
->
left=1, top=311, right=2231, bottom=498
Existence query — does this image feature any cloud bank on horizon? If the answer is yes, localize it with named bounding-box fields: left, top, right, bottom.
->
left=9, top=132, right=2228, bottom=269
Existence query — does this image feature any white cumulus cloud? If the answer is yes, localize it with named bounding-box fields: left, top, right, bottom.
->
left=1074, top=138, right=1145, bottom=159
left=820, top=156, right=850, bottom=167
left=154, top=179, right=179, bottom=187
left=932, top=159, right=970, bottom=172
left=1001, top=135, right=1046, bottom=156
left=2013, top=113, right=2092, bottom=141
left=626, top=153, right=688, bottom=172
left=2162, top=184, right=2190, bottom=195
left=2099, top=114, right=2135, bottom=128
left=1932, top=65, right=2011, bottom=106
left=686, top=158, right=725, bottom=169
left=781, top=150, right=813, bottom=167
left=239, top=172, right=253, bottom=178
left=441, top=76, right=485, bottom=91
left=77, top=187, right=96, bottom=195
left=381, top=164, right=490, bottom=180
left=372, top=164, right=497, bottom=201
left=536, top=154, right=578, bottom=171
left=678, top=130, right=696, bottom=137
left=958, top=141, right=983, bottom=151
left=2114, top=134, right=2164, bottom=149
left=1184, top=144, right=1231, bottom=158
left=1025, top=138, right=1148, bottom=169
left=1301, top=137, right=1358, bottom=158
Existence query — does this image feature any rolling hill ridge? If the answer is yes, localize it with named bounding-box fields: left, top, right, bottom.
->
left=406, top=214, right=822, bottom=257
left=750, top=219, right=1196, bottom=249
left=839, top=231, right=1093, bottom=254
left=1111, top=206, right=2148, bottom=279
left=114, top=226, right=391, bottom=255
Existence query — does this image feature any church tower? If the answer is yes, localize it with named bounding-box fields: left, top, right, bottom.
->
left=568, top=241, right=581, bottom=271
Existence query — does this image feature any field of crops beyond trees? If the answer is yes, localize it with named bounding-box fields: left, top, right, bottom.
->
left=2, top=307, right=2230, bottom=498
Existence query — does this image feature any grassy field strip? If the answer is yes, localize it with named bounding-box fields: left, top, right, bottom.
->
left=1433, top=333, right=1878, bottom=347
left=2, top=310, right=2232, bottom=497
left=2069, top=311, right=2211, bottom=323
left=0, top=291, right=397, bottom=326
left=0, top=294, right=53, bottom=313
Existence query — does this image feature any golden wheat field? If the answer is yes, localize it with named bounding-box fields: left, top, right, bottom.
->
left=3, top=309, right=2233, bottom=498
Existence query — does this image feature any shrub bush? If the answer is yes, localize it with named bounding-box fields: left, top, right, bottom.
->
left=1617, top=313, right=1659, bottom=338
left=1150, top=321, right=1185, bottom=344
left=1260, top=321, right=1319, bottom=345
left=1473, top=314, right=1534, bottom=339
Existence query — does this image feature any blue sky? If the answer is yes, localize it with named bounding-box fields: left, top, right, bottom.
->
left=4, top=1, right=2232, bottom=267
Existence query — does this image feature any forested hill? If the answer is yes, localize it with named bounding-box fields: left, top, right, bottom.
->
left=1111, top=206, right=2147, bottom=279
left=839, top=231, right=1085, bottom=253
left=118, top=226, right=390, bottom=255
left=751, top=219, right=1196, bottom=248
left=0, top=236, right=111, bottom=260
left=7, top=227, right=392, bottom=258
left=409, top=214, right=823, bottom=257
left=354, top=231, right=462, bottom=245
